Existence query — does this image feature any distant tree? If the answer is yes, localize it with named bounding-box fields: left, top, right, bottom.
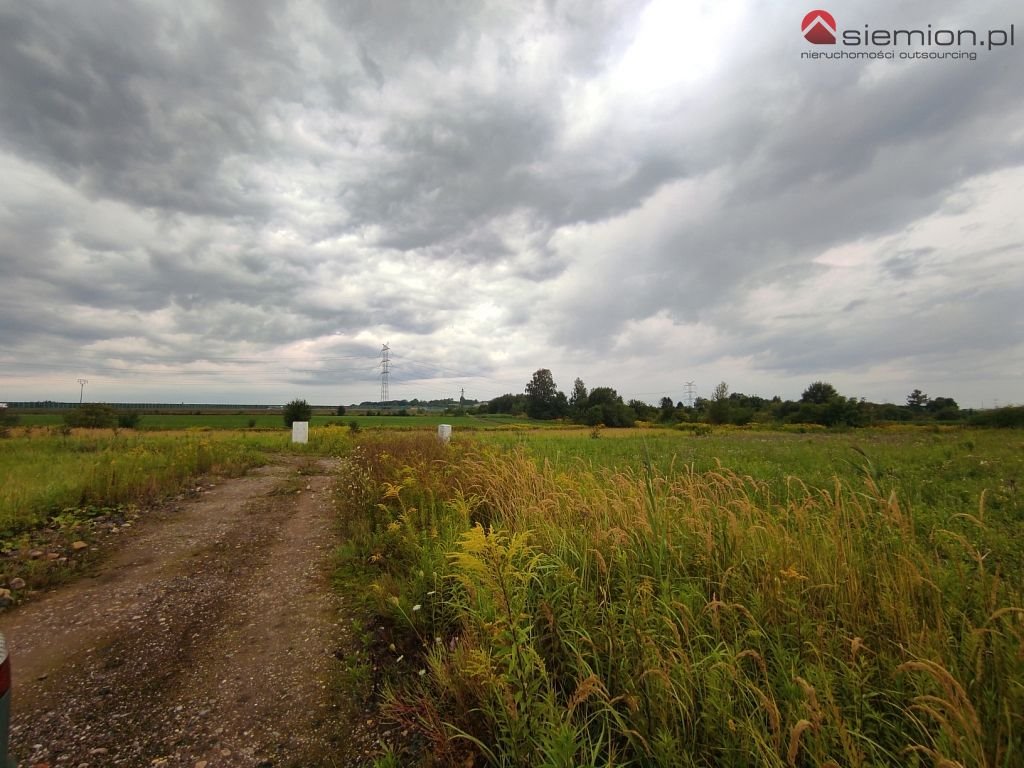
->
left=283, top=398, right=312, bottom=427
left=969, top=405, right=1024, bottom=428
left=525, top=369, right=567, bottom=420
left=782, top=390, right=866, bottom=427
left=569, top=378, right=588, bottom=416
left=487, top=393, right=527, bottom=414
left=907, top=389, right=930, bottom=411
left=64, top=403, right=118, bottom=428
left=554, top=391, right=570, bottom=418
left=926, top=396, right=960, bottom=421
left=582, top=387, right=636, bottom=427
left=822, top=396, right=865, bottom=427
left=868, top=402, right=911, bottom=422
left=627, top=399, right=654, bottom=420
left=722, top=391, right=769, bottom=425
left=801, top=381, right=839, bottom=404
left=708, top=381, right=731, bottom=424
left=657, top=396, right=677, bottom=423
left=336, top=405, right=347, bottom=416
left=117, top=411, right=141, bottom=429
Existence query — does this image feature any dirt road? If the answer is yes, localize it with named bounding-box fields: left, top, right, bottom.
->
left=1, top=456, right=359, bottom=767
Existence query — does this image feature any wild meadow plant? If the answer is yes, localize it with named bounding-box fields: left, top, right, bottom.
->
left=336, top=433, right=1024, bottom=767
left=0, top=429, right=289, bottom=535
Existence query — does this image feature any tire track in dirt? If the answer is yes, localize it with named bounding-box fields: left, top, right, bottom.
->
left=1, top=455, right=358, bottom=767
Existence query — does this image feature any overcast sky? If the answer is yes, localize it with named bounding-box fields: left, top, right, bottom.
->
left=1, top=0, right=1021, bottom=407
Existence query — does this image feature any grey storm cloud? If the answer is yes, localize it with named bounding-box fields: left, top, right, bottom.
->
left=0, top=3, right=279, bottom=216
left=740, top=283, right=1024, bottom=378
left=0, top=0, right=1021, bottom=405
left=548, top=3, right=1024, bottom=365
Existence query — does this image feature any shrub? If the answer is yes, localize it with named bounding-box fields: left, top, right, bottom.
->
left=0, top=409, right=18, bottom=438
left=674, top=422, right=712, bottom=436
left=65, top=404, right=118, bottom=428
left=970, top=405, right=1024, bottom=428
left=283, top=398, right=312, bottom=427
left=778, top=422, right=828, bottom=433
left=117, top=411, right=141, bottom=429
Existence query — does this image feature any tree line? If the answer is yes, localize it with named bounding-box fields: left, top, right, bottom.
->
left=483, top=370, right=638, bottom=427
left=476, top=370, right=1017, bottom=428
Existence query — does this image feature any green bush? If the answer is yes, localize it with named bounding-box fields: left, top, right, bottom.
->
left=117, top=411, right=141, bottom=429
left=0, top=409, right=18, bottom=438
left=283, top=398, right=312, bottom=427
left=64, top=404, right=118, bottom=428
left=674, top=422, right=712, bottom=436
left=970, top=405, right=1024, bottom=428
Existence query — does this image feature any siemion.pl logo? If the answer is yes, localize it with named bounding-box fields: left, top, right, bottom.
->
left=800, top=9, right=1015, bottom=58
left=802, top=10, right=837, bottom=44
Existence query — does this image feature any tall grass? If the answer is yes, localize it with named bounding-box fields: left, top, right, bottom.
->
left=0, top=429, right=293, bottom=536
left=336, top=433, right=1024, bottom=767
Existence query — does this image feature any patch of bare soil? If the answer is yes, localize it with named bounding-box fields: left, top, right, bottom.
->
left=1, top=455, right=375, bottom=767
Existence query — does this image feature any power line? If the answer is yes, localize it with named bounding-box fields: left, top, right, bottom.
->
left=5, top=348, right=514, bottom=399
left=387, top=353, right=484, bottom=379
left=4, top=351, right=487, bottom=384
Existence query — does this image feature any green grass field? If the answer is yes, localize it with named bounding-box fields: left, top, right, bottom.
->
left=480, top=425, right=1024, bottom=587
left=12, top=411, right=539, bottom=430
left=3, top=417, right=1022, bottom=766
left=480, top=425, right=1022, bottom=509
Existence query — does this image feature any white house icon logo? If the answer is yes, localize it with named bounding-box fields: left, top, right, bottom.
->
left=802, top=10, right=837, bottom=44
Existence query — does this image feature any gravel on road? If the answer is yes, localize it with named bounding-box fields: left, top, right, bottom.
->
left=2, top=455, right=365, bottom=768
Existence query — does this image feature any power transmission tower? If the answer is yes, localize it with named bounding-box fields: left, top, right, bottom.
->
left=460, top=387, right=465, bottom=406
left=379, top=343, right=390, bottom=404
left=77, top=378, right=89, bottom=404
left=684, top=381, right=696, bottom=408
